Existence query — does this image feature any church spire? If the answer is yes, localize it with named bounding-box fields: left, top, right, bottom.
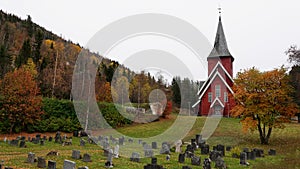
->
left=208, top=8, right=234, bottom=61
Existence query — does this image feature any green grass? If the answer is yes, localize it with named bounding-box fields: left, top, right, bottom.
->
left=1, top=116, right=300, bottom=168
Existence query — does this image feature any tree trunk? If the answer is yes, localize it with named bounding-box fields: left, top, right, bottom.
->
left=257, top=117, right=273, bottom=144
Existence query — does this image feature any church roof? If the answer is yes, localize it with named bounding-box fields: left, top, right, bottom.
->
left=208, top=16, right=234, bottom=61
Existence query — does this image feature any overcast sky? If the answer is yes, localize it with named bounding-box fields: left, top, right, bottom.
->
left=1, top=0, right=300, bottom=81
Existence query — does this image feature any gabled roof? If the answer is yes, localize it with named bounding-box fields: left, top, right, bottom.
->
left=197, top=71, right=234, bottom=101
left=197, top=61, right=233, bottom=96
left=208, top=16, right=234, bottom=61
left=210, top=97, right=225, bottom=108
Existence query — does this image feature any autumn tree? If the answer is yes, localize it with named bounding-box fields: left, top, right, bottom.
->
left=232, top=67, right=298, bottom=144
left=0, top=66, right=43, bottom=133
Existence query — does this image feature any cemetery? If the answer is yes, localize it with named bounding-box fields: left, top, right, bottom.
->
left=0, top=117, right=299, bottom=168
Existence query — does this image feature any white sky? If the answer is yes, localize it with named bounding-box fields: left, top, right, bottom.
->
left=1, top=0, right=300, bottom=81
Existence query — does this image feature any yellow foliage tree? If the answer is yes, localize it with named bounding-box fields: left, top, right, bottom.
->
left=232, top=67, right=298, bottom=144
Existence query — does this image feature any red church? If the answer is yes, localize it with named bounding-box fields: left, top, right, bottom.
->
left=193, top=12, right=235, bottom=116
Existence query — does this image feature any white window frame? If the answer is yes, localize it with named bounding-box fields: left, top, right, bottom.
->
left=208, top=92, right=212, bottom=102
left=215, top=85, right=221, bottom=98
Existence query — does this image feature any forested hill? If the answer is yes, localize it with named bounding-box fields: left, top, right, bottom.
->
left=0, top=10, right=146, bottom=101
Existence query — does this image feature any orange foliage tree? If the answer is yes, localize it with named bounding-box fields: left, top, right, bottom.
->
left=0, top=66, right=43, bottom=133
left=232, top=67, right=298, bottom=144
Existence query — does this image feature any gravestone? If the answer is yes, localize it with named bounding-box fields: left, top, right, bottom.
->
left=216, top=144, right=225, bottom=157
left=36, top=134, right=41, bottom=142
left=27, top=152, right=35, bottom=163
left=209, top=150, right=222, bottom=162
left=175, top=140, right=182, bottom=153
left=4, top=167, right=13, bottom=169
left=191, top=142, right=197, bottom=151
left=55, top=131, right=62, bottom=144
left=40, top=140, right=44, bottom=146
left=151, top=157, right=157, bottom=165
left=226, top=146, right=232, bottom=151
left=160, top=142, right=170, bottom=154
left=114, top=145, right=119, bottom=158
left=130, top=152, right=140, bottom=162
left=128, top=138, right=133, bottom=143
left=248, top=151, right=256, bottom=160
left=48, top=137, right=53, bottom=142
left=138, top=140, right=143, bottom=144
left=37, top=157, right=46, bottom=168
left=144, top=148, right=154, bottom=158
left=253, top=148, right=264, bottom=157
left=63, top=160, right=76, bottom=169
left=80, top=139, right=85, bottom=146
left=48, top=160, right=56, bottom=169
left=240, top=152, right=248, bottom=166
left=82, top=153, right=91, bottom=162
left=201, top=144, right=209, bottom=155
left=215, top=156, right=226, bottom=169
left=73, top=131, right=79, bottom=137
left=27, top=137, right=30, bottom=142
left=19, top=140, right=26, bottom=148
left=72, top=150, right=81, bottom=159
left=268, top=149, right=276, bottom=156
left=105, top=149, right=114, bottom=168
left=191, top=156, right=201, bottom=166
left=98, top=135, right=103, bottom=142
left=152, top=142, right=157, bottom=149
left=198, top=140, right=206, bottom=148
left=166, top=154, right=170, bottom=161
left=203, top=158, right=211, bottom=169
left=195, top=134, right=202, bottom=145
left=178, top=153, right=185, bottom=163
left=43, top=136, right=47, bottom=141
left=119, top=137, right=124, bottom=145
left=10, top=140, right=19, bottom=146
left=186, top=144, right=194, bottom=153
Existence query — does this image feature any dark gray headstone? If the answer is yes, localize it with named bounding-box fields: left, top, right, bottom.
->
left=182, top=166, right=192, bottom=169
left=248, top=151, right=256, bottom=160
left=195, top=134, right=202, bottom=145
left=27, top=152, right=35, bottom=163
left=10, top=140, right=19, bottom=146
left=144, top=148, right=154, bottom=158
left=226, top=146, right=232, bottom=151
left=82, top=153, right=91, bottom=162
left=191, top=156, right=201, bottom=166
left=40, top=140, right=44, bottom=146
left=4, top=167, right=13, bottom=169
left=240, top=152, right=247, bottom=166
left=48, top=160, right=56, bottom=169
left=21, top=136, right=26, bottom=141
left=209, top=150, right=221, bottom=162
left=160, top=142, right=170, bottom=154
left=71, top=150, right=80, bottom=159
left=201, top=144, right=209, bottom=155
left=19, top=140, right=26, bottom=148
left=215, top=156, right=225, bottom=169
left=48, top=137, right=53, bottom=142
left=203, top=158, right=211, bottom=169
left=178, top=153, right=185, bottom=163
left=253, top=148, right=264, bottom=157
left=37, top=157, right=46, bottom=168
left=80, top=139, right=85, bottom=146
left=216, top=144, right=225, bottom=157
left=43, top=136, right=47, bottom=141
left=63, top=160, right=76, bottom=169
left=151, top=157, right=157, bottom=165
left=151, top=142, right=157, bottom=149
left=119, top=137, right=124, bottom=145
left=73, top=131, right=79, bottom=137
left=130, top=152, right=140, bottom=162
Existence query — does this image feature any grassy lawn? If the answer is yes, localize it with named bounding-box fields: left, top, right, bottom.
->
left=0, top=115, right=300, bottom=168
